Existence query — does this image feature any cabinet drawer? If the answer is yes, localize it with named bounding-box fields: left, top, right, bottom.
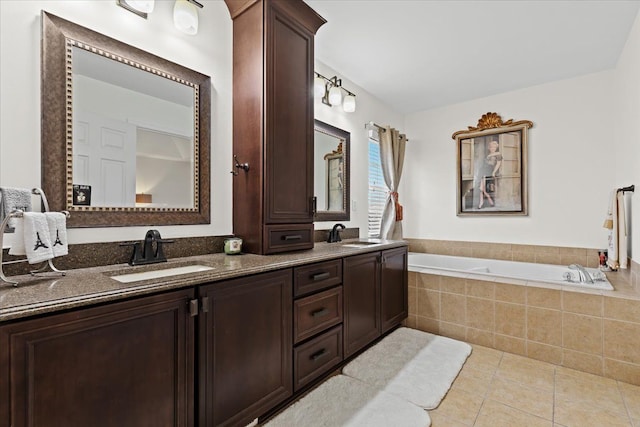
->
left=294, top=259, right=342, bottom=297
left=294, top=287, right=343, bottom=343
left=293, top=325, right=343, bottom=392
left=264, top=224, right=314, bottom=254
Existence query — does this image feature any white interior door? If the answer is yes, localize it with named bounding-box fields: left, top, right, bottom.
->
left=73, top=111, right=136, bottom=206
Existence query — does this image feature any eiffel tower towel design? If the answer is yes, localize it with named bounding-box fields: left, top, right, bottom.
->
left=22, top=212, right=54, bottom=264
left=45, top=212, right=69, bottom=257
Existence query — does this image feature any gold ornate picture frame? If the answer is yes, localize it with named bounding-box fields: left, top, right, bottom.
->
left=452, top=113, right=533, bottom=216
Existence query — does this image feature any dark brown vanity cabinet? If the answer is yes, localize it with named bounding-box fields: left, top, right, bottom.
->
left=225, top=0, right=326, bottom=254
left=0, top=289, right=195, bottom=427
left=343, top=247, right=409, bottom=358
left=292, top=260, right=344, bottom=391
left=198, top=269, right=293, bottom=427
left=380, top=247, right=409, bottom=334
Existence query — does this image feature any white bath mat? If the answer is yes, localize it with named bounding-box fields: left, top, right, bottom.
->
left=342, top=327, right=472, bottom=410
left=265, top=375, right=430, bottom=427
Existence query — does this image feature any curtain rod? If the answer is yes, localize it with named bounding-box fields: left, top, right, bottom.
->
left=365, top=122, right=409, bottom=141
left=366, top=122, right=386, bottom=132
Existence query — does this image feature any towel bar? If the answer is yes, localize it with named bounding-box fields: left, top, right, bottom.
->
left=0, top=187, right=70, bottom=287
left=617, top=184, right=634, bottom=194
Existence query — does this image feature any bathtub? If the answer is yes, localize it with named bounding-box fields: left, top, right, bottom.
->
left=408, top=252, right=613, bottom=291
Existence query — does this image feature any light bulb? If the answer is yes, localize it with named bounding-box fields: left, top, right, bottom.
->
left=314, top=77, right=325, bottom=98
left=125, top=0, right=155, bottom=13
left=174, top=0, right=199, bottom=35
left=328, top=86, right=342, bottom=106
left=343, top=94, right=356, bottom=112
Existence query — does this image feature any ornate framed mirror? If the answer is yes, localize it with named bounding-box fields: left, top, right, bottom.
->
left=41, top=12, right=210, bottom=227
left=313, top=120, right=350, bottom=222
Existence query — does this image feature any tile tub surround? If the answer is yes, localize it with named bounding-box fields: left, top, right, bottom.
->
left=406, top=269, right=640, bottom=386
left=0, top=239, right=406, bottom=322
left=405, top=238, right=608, bottom=269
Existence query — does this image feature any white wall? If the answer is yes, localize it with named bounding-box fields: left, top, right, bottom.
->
left=314, top=60, right=404, bottom=235
left=0, top=0, right=232, bottom=245
left=403, top=71, right=616, bottom=249
left=613, top=10, right=640, bottom=259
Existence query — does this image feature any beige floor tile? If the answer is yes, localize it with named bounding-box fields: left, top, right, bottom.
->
left=451, top=365, right=494, bottom=396
left=555, top=366, right=616, bottom=387
left=554, top=395, right=633, bottom=427
left=619, top=381, right=640, bottom=420
left=555, top=372, right=627, bottom=414
left=464, top=345, right=503, bottom=373
left=428, top=411, right=470, bottom=427
left=495, top=353, right=555, bottom=391
left=429, top=387, right=483, bottom=426
left=487, top=376, right=553, bottom=420
left=474, top=399, right=552, bottom=427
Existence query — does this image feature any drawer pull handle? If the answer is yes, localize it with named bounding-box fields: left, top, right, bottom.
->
left=311, top=308, right=330, bottom=318
left=282, top=235, right=302, bottom=241
left=310, top=348, right=327, bottom=362
left=311, top=272, right=330, bottom=281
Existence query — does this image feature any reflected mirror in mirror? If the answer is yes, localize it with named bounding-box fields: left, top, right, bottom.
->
left=41, top=12, right=210, bottom=227
left=314, top=120, right=350, bottom=222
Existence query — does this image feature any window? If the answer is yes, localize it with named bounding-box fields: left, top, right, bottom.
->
left=368, top=135, right=387, bottom=237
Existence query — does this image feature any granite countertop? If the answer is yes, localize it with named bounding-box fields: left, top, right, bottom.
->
left=0, top=239, right=407, bottom=322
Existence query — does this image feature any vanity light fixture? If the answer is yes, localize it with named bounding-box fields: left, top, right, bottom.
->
left=314, top=72, right=357, bottom=113
left=174, top=0, right=204, bottom=35
left=116, top=0, right=155, bottom=19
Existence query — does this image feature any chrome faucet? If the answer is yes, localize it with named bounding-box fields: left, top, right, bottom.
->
left=568, top=264, right=594, bottom=284
left=327, top=223, right=346, bottom=243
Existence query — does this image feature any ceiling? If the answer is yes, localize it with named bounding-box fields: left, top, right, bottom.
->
left=306, top=0, right=640, bottom=114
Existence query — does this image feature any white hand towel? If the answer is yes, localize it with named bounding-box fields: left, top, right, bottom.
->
left=22, top=212, right=54, bottom=264
left=605, top=190, right=628, bottom=270
left=8, top=217, right=26, bottom=256
left=45, top=212, right=68, bottom=257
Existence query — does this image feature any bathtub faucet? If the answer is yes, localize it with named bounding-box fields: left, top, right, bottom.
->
left=568, top=264, right=594, bottom=284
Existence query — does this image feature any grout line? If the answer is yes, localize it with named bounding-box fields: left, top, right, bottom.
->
left=552, top=363, right=557, bottom=425
left=471, top=349, right=503, bottom=427
left=616, top=380, right=636, bottom=426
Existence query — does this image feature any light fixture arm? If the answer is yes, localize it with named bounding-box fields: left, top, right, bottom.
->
left=186, top=0, right=204, bottom=8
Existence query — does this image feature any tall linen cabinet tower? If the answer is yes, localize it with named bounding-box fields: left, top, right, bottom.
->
left=224, top=0, right=326, bottom=254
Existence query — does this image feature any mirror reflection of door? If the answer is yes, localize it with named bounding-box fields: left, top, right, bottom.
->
left=73, top=111, right=136, bottom=207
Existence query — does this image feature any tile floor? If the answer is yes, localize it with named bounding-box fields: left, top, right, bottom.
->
left=431, top=344, right=640, bottom=427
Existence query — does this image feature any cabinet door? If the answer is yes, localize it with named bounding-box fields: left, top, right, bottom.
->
left=0, top=289, right=195, bottom=427
left=199, top=269, right=292, bottom=427
left=343, top=252, right=381, bottom=358
left=381, top=247, right=409, bottom=334
left=264, top=1, right=315, bottom=224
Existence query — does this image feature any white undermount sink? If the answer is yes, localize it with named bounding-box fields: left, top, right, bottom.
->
left=110, top=265, right=214, bottom=283
left=341, top=240, right=384, bottom=248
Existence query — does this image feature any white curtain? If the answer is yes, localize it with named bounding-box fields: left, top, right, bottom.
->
left=378, top=126, right=408, bottom=240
